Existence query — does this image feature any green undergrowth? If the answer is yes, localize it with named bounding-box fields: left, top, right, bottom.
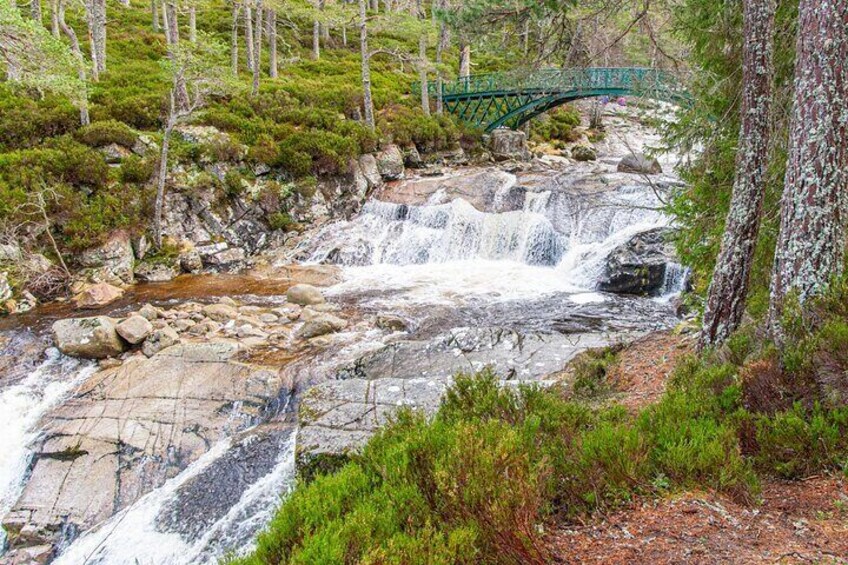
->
left=231, top=277, right=848, bottom=565
left=0, top=0, right=473, bottom=256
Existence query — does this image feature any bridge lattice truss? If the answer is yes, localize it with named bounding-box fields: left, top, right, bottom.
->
left=413, top=67, right=690, bottom=132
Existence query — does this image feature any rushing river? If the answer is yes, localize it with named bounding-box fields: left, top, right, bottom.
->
left=0, top=105, right=687, bottom=564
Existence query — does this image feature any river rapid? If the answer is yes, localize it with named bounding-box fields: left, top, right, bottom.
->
left=0, top=104, right=688, bottom=564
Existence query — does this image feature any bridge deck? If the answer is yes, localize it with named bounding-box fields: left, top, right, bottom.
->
left=412, top=67, right=689, bottom=132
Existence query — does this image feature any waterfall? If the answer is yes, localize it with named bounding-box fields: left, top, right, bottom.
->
left=305, top=181, right=674, bottom=295
left=0, top=349, right=96, bottom=551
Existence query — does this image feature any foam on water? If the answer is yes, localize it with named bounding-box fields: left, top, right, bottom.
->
left=54, top=433, right=296, bottom=565
left=0, top=349, right=96, bottom=548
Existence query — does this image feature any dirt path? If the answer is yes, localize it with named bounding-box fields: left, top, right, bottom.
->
left=549, top=475, right=848, bottom=564
left=549, top=331, right=848, bottom=564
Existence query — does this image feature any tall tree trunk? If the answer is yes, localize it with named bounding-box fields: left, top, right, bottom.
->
left=31, top=0, right=42, bottom=23
left=459, top=41, right=470, bottom=78
left=160, top=0, right=169, bottom=43
left=370, top=0, right=377, bottom=11
left=311, top=0, right=321, bottom=60
left=341, top=23, right=346, bottom=46
left=92, top=0, right=106, bottom=74
left=416, top=0, right=429, bottom=116
left=267, top=8, right=277, bottom=78
left=151, top=0, right=159, bottom=32
left=244, top=2, right=254, bottom=71
left=84, top=0, right=101, bottom=80
left=699, top=0, right=776, bottom=349
left=58, top=0, right=90, bottom=126
left=165, top=1, right=189, bottom=112
left=188, top=5, right=197, bottom=42
left=231, top=1, right=239, bottom=74
left=51, top=0, right=60, bottom=36
left=252, top=0, right=263, bottom=95
left=768, top=0, right=848, bottom=341
left=359, top=0, right=374, bottom=129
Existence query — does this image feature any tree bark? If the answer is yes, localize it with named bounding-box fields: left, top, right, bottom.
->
left=699, top=0, right=776, bottom=349
left=459, top=41, right=470, bottom=78
left=416, top=0, right=429, bottom=116
left=51, top=0, right=60, bottom=36
left=188, top=5, right=197, bottom=42
left=164, top=1, right=189, bottom=112
left=151, top=0, right=159, bottom=32
left=154, top=106, right=175, bottom=247
left=231, top=1, right=240, bottom=74
left=31, top=0, right=42, bottom=23
left=58, top=0, right=90, bottom=126
left=768, top=0, right=848, bottom=340
left=267, top=8, right=277, bottom=78
left=359, top=0, right=374, bottom=129
left=244, top=3, right=254, bottom=71
left=252, top=0, right=263, bottom=95
left=91, top=0, right=106, bottom=74
left=160, top=0, right=169, bottom=43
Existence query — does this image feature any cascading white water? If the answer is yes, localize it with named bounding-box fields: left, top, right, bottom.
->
left=305, top=178, right=673, bottom=300
left=0, top=349, right=97, bottom=550
left=53, top=433, right=296, bottom=565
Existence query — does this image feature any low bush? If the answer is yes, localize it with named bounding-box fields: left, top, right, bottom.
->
left=76, top=120, right=139, bottom=148
left=530, top=106, right=581, bottom=144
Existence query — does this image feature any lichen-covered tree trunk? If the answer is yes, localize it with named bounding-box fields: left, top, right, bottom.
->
left=58, top=0, right=90, bottom=126
left=359, top=0, right=374, bottom=130
left=244, top=3, right=254, bottom=71
left=416, top=0, right=429, bottom=116
left=459, top=41, right=470, bottom=78
left=230, top=1, right=239, bottom=75
left=188, top=5, right=196, bottom=42
left=267, top=8, right=277, bottom=78
left=164, top=0, right=189, bottom=112
left=151, top=0, right=159, bottom=32
left=30, top=0, right=42, bottom=23
left=768, top=0, right=848, bottom=341
left=699, top=0, right=776, bottom=349
left=251, top=0, right=262, bottom=95
left=91, top=0, right=106, bottom=74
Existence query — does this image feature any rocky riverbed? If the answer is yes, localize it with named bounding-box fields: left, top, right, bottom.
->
left=0, top=102, right=691, bottom=564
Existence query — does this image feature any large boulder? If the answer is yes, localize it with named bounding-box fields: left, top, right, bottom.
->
left=116, top=315, right=153, bottom=345
left=571, top=145, right=598, bottom=162
left=77, top=231, right=135, bottom=285
left=597, top=228, right=676, bottom=296
left=375, top=145, right=405, bottom=180
left=52, top=316, right=127, bottom=359
left=358, top=154, right=383, bottom=189
left=296, top=313, right=348, bottom=339
left=489, top=129, right=531, bottom=161
left=142, top=326, right=180, bottom=357
left=72, top=283, right=124, bottom=309
left=617, top=153, right=663, bottom=175
left=286, top=284, right=325, bottom=306
left=134, top=262, right=179, bottom=283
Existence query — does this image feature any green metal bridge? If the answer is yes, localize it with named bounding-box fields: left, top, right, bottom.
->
left=413, top=67, right=690, bottom=132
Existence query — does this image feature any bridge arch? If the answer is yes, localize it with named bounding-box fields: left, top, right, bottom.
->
left=413, top=67, right=690, bottom=132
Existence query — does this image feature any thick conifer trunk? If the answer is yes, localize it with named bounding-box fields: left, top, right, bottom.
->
left=459, top=41, right=470, bottom=78
left=768, top=0, right=848, bottom=340
left=231, top=1, right=240, bottom=75
left=58, top=0, right=90, bottom=126
left=699, top=0, right=776, bottom=348
left=267, top=9, right=277, bottom=78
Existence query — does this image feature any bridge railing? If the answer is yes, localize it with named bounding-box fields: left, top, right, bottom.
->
left=412, top=67, right=688, bottom=101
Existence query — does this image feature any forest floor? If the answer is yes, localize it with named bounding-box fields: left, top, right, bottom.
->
left=548, top=331, right=848, bottom=564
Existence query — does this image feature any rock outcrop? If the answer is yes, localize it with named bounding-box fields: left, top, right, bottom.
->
left=77, top=231, right=135, bottom=285
left=72, top=282, right=124, bottom=309
left=489, top=129, right=531, bottom=161
left=2, top=340, right=289, bottom=550
left=597, top=228, right=675, bottom=295
left=375, top=145, right=405, bottom=180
